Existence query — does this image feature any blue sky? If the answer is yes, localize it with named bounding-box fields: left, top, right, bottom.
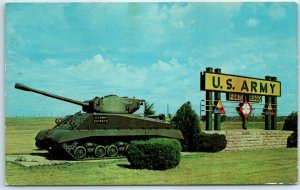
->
left=5, top=2, right=298, bottom=117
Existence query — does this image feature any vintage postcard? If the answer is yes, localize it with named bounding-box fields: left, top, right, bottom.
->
left=5, top=1, right=298, bottom=185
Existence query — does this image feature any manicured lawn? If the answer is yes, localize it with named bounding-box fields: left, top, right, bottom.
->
left=6, top=148, right=297, bottom=185
left=5, top=117, right=55, bottom=154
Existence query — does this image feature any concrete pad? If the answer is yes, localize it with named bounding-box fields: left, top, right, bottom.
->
left=6, top=153, right=124, bottom=167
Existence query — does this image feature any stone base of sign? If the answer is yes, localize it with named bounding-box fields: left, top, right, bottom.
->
left=203, top=129, right=293, bottom=151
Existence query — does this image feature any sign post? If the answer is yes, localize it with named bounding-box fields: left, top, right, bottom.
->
left=265, top=76, right=272, bottom=130
left=205, top=67, right=213, bottom=131
left=214, top=68, right=221, bottom=130
left=271, top=77, right=278, bottom=130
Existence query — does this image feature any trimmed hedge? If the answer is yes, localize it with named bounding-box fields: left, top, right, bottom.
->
left=191, top=132, right=227, bottom=152
left=126, top=138, right=181, bottom=170
left=283, top=112, right=298, bottom=132
left=287, top=131, right=298, bottom=148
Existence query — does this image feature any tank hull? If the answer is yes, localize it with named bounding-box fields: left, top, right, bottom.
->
left=35, top=113, right=183, bottom=160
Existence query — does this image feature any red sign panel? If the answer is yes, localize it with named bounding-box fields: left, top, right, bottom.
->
left=239, top=100, right=253, bottom=119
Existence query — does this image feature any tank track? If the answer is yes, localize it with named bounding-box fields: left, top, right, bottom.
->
left=59, top=141, right=129, bottom=160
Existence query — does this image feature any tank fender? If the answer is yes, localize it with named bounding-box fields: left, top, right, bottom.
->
left=47, top=129, right=183, bottom=143
left=47, top=130, right=94, bottom=143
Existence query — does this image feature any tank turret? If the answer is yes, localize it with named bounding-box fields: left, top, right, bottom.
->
left=15, top=83, right=144, bottom=114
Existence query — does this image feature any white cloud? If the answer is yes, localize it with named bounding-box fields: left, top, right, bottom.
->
left=151, top=59, right=182, bottom=73
left=42, top=59, right=59, bottom=65
left=63, top=54, right=202, bottom=113
left=129, top=3, right=240, bottom=47
left=268, top=4, right=286, bottom=21
left=246, top=18, right=259, bottom=27
left=67, top=54, right=192, bottom=91
left=66, top=54, right=147, bottom=88
left=6, top=25, right=28, bottom=48
left=170, top=20, right=185, bottom=29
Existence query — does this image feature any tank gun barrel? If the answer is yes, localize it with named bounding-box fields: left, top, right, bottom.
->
left=15, top=83, right=145, bottom=114
left=15, top=83, right=88, bottom=107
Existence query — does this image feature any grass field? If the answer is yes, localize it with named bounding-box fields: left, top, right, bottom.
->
left=5, top=117, right=56, bottom=154
left=6, top=149, right=298, bottom=185
left=5, top=117, right=298, bottom=185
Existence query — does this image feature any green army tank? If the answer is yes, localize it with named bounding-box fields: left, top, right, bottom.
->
left=15, top=83, right=183, bottom=160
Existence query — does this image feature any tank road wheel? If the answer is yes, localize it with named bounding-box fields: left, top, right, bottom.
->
left=107, top=144, right=118, bottom=157
left=74, top=146, right=86, bottom=159
left=94, top=145, right=106, bottom=158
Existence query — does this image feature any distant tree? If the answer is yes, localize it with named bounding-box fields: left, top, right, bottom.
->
left=144, top=101, right=156, bottom=116
left=172, top=101, right=200, bottom=150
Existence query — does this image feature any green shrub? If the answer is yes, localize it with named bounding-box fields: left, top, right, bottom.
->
left=287, top=131, right=298, bottom=148
left=191, top=132, right=227, bottom=152
left=172, top=101, right=199, bottom=150
left=283, top=112, right=298, bottom=132
left=126, top=138, right=181, bottom=170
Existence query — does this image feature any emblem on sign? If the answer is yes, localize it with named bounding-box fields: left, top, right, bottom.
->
left=262, top=103, right=275, bottom=116
left=239, top=100, right=252, bottom=119
left=214, top=100, right=225, bottom=114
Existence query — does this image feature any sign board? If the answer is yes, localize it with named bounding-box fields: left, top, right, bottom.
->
left=201, top=72, right=281, bottom=96
left=226, top=93, right=262, bottom=103
left=249, top=95, right=262, bottom=102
